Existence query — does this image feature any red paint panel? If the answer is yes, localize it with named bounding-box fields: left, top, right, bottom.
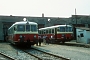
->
left=66, top=34, right=71, bottom=37
left=39, top=33, right=73, bottom=41
left=13, top=34, right=38, bottom=42
left=57, top=34, right=62, bottom=38
left=65, top=34, right=73, bottom=38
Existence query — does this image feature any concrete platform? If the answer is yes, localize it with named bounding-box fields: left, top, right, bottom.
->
left=65, top=41, right=90, bottom=48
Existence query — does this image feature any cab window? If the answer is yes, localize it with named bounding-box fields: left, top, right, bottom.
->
left=31, top=25, right=37, bottom=32
left=17, top=25, right=25, bottom=31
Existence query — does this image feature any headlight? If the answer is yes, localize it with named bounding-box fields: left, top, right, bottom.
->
left=34, top=35, right=36, bottom=38
left=62, top=34, right=65, bottom=37
left=20, top=35, right=23, bottom=38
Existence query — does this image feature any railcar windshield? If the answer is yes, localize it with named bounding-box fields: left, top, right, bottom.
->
left=59, top=27, right=65, bottom=32
left=31, top=25, right=37, bottom=32
left=17, top=24, right=37, bottom=32
left=58, top=26, right=72, bottom=32
left=26, top=25, right=30, bottom=31
left=17, top=25, right=25, bottom=31
left=68, top=27, right=72, bottom=32
left=66, top=27, right=72, bottom=32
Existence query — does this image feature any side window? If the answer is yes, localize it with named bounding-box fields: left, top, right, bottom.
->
left=42, top=30, right=43, bottom=34
left=52, top=29, right=54, bottom=33
left=49, top=29, right=51, bottom=34
left=42, top=30, right=44, bottom=34
left=39, top=30, right=41, bottom=34
left=43, top=30, right=46, bottom=34
left=14, top=25, right=17, bottom=31
left=46, top=30, right=48, bottom=34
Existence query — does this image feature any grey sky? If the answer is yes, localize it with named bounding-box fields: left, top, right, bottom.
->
left=0, top=0, right=90, bottom=17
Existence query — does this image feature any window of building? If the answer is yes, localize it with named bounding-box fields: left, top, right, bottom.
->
left=80, top=33, right=84, bottom=37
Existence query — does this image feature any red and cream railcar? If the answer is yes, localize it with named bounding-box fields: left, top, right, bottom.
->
left=39, top=25, right=73, bottom=43
left=8, top=21, right=38, bottom=45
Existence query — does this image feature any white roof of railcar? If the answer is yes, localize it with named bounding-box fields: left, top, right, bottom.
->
left=8, top=21, right=38, bottom=30
left=39, top=25, right=72, bottom=30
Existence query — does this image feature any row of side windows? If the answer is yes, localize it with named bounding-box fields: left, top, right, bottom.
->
left=39, top=29, right=54, bottom=34
left=39, top=26, right=73, bottom=34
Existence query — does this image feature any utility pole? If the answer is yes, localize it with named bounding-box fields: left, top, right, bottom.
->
left=73, top=8, right=77, bottom=40
left=75, top=8, right=77, bottom=27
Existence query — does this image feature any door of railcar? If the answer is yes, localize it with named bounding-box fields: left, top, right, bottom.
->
left=55, top=28, right=57, bottom=40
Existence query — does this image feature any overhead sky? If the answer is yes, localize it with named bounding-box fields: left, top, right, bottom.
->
left=0, top=0, right=90, bottom=17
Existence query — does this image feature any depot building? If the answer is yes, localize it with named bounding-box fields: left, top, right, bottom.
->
left=0, top=14, right=90, bottom=41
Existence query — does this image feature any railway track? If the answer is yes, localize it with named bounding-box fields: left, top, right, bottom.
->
left=0, top=52, right=15, bottom=60
left=22, top=48, right=70, bottom=60
left=1, top=43, right=70, bottom=60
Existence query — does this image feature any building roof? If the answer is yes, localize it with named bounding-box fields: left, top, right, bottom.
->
left=76, top=27, right=90, bottom=30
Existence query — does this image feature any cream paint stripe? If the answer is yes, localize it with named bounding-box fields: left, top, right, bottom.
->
left=8, top=32, right=38, bottom=35
left=57, top=32, right=73, bottom=34
left=14, top=32, right=38, bottom=34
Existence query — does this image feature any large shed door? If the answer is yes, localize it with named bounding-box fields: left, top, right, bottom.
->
left=3, top=23, right=13, bottom=41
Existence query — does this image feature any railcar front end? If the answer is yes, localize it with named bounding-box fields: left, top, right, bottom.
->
left=39, top=25, right=74, bottom=44
left=8, top=21, right=38, bottom=46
